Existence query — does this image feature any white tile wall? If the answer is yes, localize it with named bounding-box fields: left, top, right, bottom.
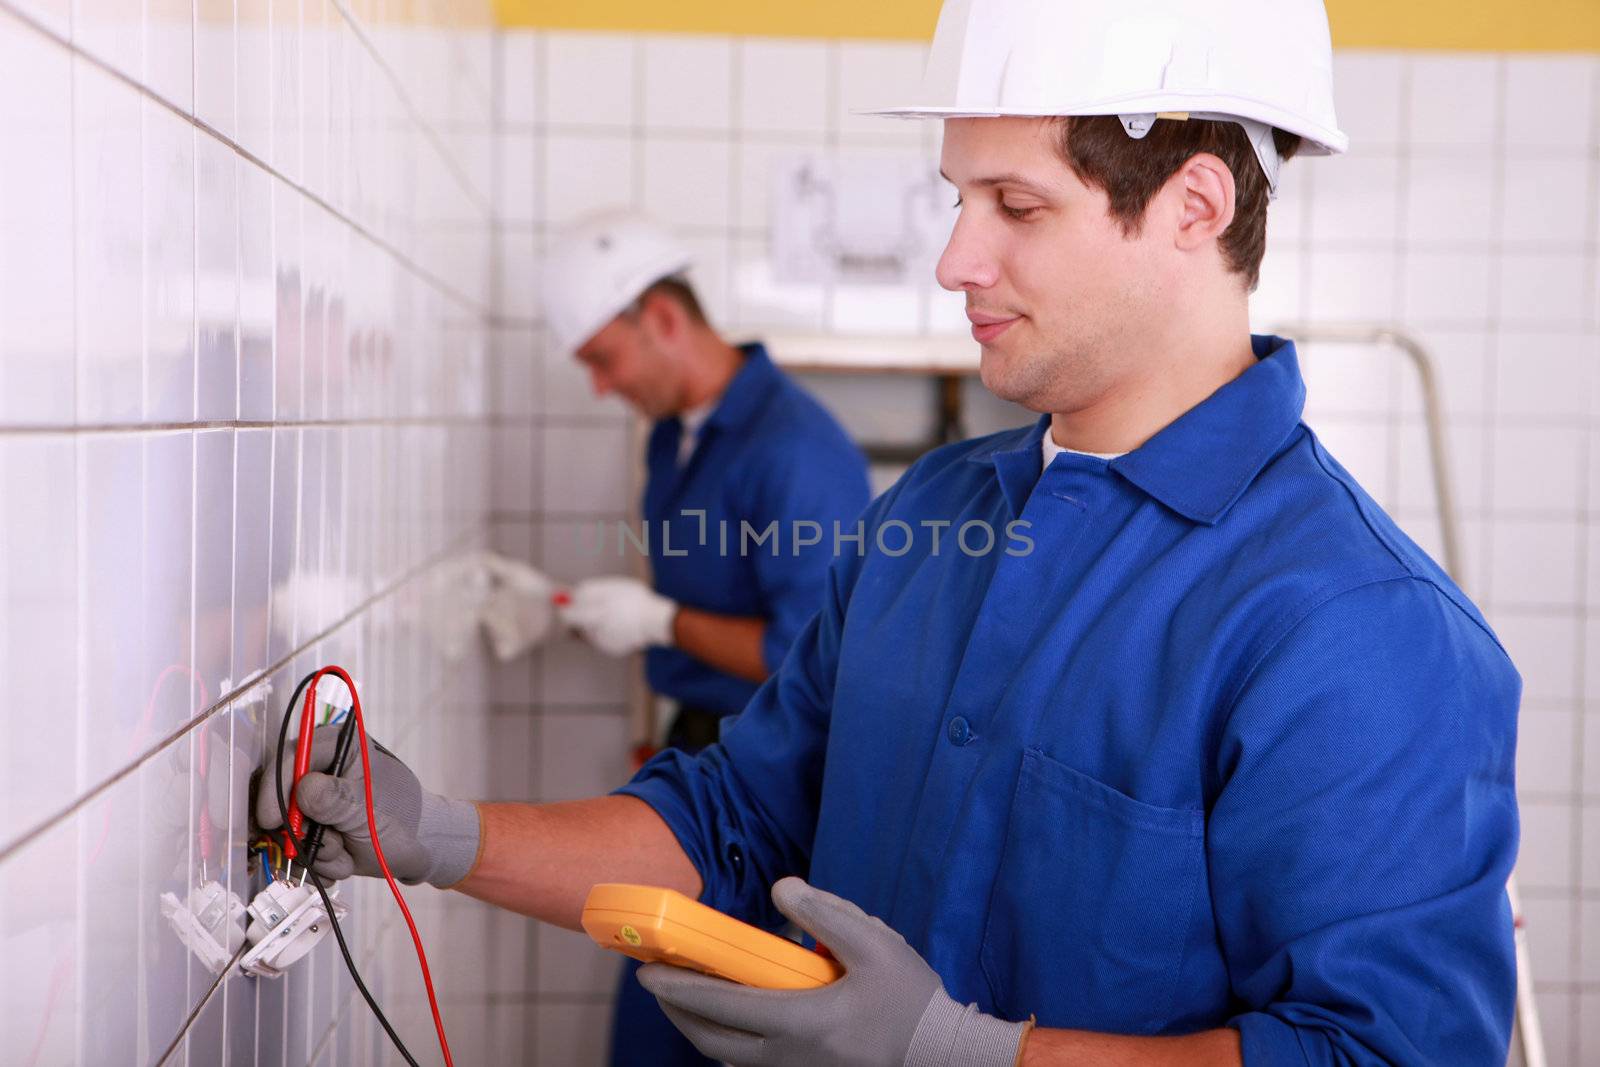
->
left=0, top=2, right=505, bottom=1065
left=491, top=29, right=1600, bottom=1067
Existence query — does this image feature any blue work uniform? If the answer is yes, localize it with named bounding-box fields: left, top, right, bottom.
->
left=612, top=342, right=871, bottom=1067
left=620, top=336, right=1521, bottom=1065
left=642, top=342, right=872, bottom=717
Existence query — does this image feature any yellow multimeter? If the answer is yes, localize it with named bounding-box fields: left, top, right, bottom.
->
left=581, top=884, right=844, bottom=990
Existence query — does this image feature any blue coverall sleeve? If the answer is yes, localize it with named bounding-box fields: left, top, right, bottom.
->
left=615, top=525, right=862, bottom=925
left=748, top=443, right=871, bottom=675
left=1211, top=577, right=1521, bottom=1065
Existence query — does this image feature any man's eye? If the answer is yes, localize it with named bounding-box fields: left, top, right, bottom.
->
left=1002, top=204, right=1041, bottom=221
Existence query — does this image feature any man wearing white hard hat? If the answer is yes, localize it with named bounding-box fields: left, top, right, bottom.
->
left=260, top=2, right=1519, bottom=1064
left=542, top=209, right=871, bottom=1067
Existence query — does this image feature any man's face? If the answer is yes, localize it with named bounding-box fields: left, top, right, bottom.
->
left=936, top=117, right=1169, bottom=414
left=574, top=313, right=680, bottom=418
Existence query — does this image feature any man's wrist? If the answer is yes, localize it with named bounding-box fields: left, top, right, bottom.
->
left=648, top=593, right=679, bottom=648
left=905, top=989, right=1029, bottom=1067
left=420, top=795, right=483, bottom=889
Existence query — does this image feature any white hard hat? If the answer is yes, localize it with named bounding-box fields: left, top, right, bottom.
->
left=867, top=0, right=1348, bottom=194
left=540, top=211, right=694, bottom=355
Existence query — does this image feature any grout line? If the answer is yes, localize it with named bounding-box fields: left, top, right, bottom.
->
left=0, top=524, right=485, bottom=868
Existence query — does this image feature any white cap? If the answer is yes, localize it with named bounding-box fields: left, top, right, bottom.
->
left=866, top=0, right=1348, bottom=194
left=540, top=211, right=694, bottom=355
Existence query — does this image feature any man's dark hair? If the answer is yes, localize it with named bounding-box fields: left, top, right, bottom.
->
left=630, top=275, right=708, bottom=326
left=1054, top=116, right=1303, bottom=291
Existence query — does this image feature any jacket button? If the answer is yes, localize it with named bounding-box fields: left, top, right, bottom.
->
left=947, top=716, right=973, bottom=746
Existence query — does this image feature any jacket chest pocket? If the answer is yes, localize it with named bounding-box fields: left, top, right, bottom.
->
left=980, top=748, right=1204, bottom=1034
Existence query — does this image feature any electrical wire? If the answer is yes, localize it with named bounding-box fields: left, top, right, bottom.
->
left=273, top=671, right=419, bottom=1066
left=274, top=667, right=455, bottom=1067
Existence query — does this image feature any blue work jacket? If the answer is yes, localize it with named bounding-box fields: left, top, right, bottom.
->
left=620, top=336, right=1521, bottom=1064
left=643, top=344, right=870, bottom=717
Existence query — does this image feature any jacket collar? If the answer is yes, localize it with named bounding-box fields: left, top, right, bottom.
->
left=703, top=342, right=780, bottom=434
left=968, top=335, right=1307, bottom=526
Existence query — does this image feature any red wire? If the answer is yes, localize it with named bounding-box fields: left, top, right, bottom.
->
left=302, top=666, right=455, bottom=1067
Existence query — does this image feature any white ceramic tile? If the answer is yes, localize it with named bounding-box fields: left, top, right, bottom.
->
left=238, top=162, right=275, bottom=421
left=535, top=1001, right=614, bottom=1067
left=0, top=18, right=74, bottom=425
left=195, top=1, right=237, bottom=138
left=233, top=428, right=273, bottom=687
left=1329, top=51, right=1405, bottom=149
left=146, top=0, right=195, bottom=113
left=739, top=39, right=830, bottom=135
left=1305, top=247, right=1399, bottom=321
left=1250, top=245, right=1305, bottom=329
left=1490, top=519, right=1582, bottom=607
left=492, top=424, right=537, bottom=513
left=731, top=236, right=828, bottom=333
left=0, top=814, right=80, bottom=1064
left=1586, top=712, right=1600, bottom=799
left=537, top=920, right=623, bottom=996
left=142, top=431, right=199, bottom=732
left=545, top=32, right=636, bottom=129
left=237, top=0, right=272, bottom=162
left=539, top=709, right=631, bottom=802
left=1492, top=425, right=1583, bottom=513
left=1307, top=154, right=1400, bottom=244
left=1489, top=610, right=1576, bottom=703
left=1401, top=250, right=1492, bottom=326
left=491, top=327, right=540, bottom=418
left=496, top=225, right=539, bottom=319
left=540, top=633, right=633, bottom=705
left=499, top=29, right=540, bottom=126
left=0, top=438, right=78, bottom=842
left=267, top=428, right=300, bottom=662
left=680, top=231, right=734, bottom=326
left=1499, top=252, right=1590, bottom=327
left=1403, top=154, right=1496, bottom=246
left=831, top=283, right=923, bottom=336
left=74, top=60, right=145, bottom=425
left=738, top=139, right=821, bottom=231
left=1396, top=418, right=1485, bottom=516
left=275, top=180, right=305, bottom=420
left=145, top=101, right=197, bottom=424
left=836, top=41, right=924, bottom=142
left=497, top=129, right=538, bottom=224
left=1407, top=54, right=1501, bottom=149
left=1500, top=158, right=1593, bottom=246
left=74, top=0, right=144, bottom=83
left=1519, top=895, right=1575, bottom=985
left=1397, top=328, right=1491, bottom=419
left=1493, top=333, right=1596, bottom=420
left=542, top=341, right=630, bottom=423
left=1519, top=709, right=1579, bottom=796
left=198, top=138, right=241, bottom=422
left=544, top=132, right=636, bottom=225
left=642, top=36, right=733, bottom=132
left=541, top=423, right=633, bottom=514
left=301, top=0, right=330, bottom=199
left=640, top=137, right=733, bottom=230
left=1504, top=55, right=1597, bottom=151
left=1577, top=989, right=1600, bottom=1067
left=7, top=0, right=68, bottom=35
left=1305, top=416, right=1394, bottom=508
left=1518, top=800, right=1575, bottom=891
left=272, top=0, right=302, bottom=182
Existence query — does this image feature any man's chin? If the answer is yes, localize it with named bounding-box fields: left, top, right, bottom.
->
left=977, top=347, right=1047, bottom=409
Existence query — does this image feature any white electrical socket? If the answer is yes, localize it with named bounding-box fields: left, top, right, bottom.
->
left=239, top=879, right=348, bottom=978
left=160, top=880, right=248, bottom=974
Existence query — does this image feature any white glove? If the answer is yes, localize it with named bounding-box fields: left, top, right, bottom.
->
left=560, top=576, right=677, bottom=657
left=479, top=553, right=558, bottom=661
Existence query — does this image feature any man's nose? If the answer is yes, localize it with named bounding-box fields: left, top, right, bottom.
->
left=934, top=209, right=1001, bottom=293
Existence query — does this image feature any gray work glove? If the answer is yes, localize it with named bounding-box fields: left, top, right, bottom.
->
left=637, top=877, right=1031, bottom=1067
left=253, top=726, right=481, bottom=889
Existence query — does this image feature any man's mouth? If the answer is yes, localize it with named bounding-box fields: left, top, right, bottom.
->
left=967, top=310, right=1021, bottom=345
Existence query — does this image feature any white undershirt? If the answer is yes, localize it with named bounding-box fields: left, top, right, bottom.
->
left=677, top=398, right=717, bottom=466
left=1041, top=430, right=1126, bottom=471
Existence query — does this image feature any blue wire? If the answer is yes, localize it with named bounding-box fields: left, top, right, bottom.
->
left=328, top=706, right=349, bottom=726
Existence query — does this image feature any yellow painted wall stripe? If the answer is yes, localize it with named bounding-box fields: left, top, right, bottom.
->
left=493, top=0, right=1600, bottom=52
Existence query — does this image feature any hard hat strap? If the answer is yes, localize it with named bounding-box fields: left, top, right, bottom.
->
left=1118, top=113, right=1282, bottom=200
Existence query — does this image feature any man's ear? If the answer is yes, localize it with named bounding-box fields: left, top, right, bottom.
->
left=1172, top=153, right=1236, bottom=253
left=638, top=289, right=688, bottom=344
